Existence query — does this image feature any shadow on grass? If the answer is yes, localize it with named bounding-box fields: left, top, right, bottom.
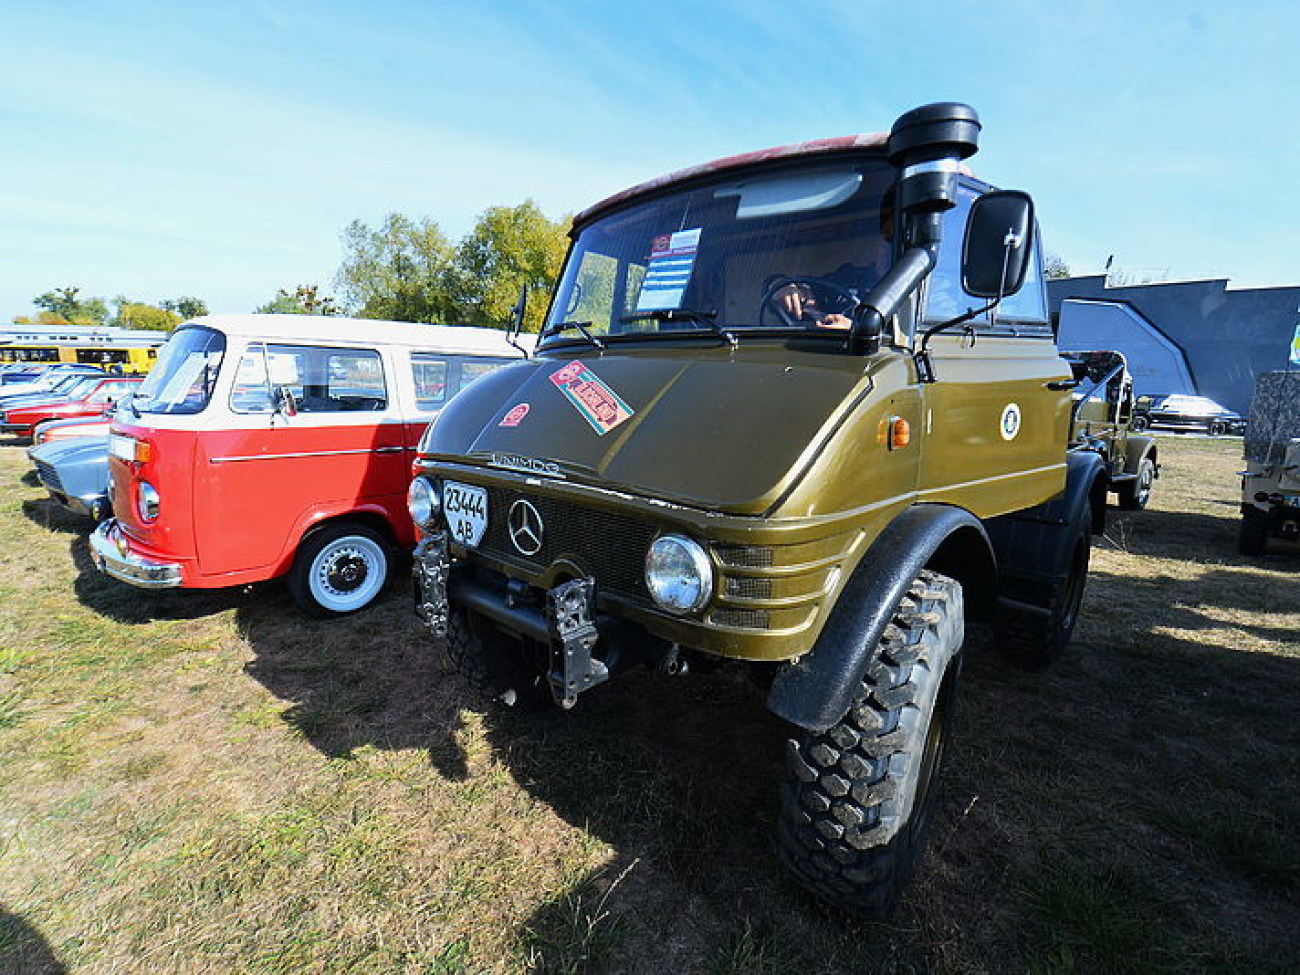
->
left=0, top=906, right=67, bottom=974
left=66, top=529, right=265, bottom=624
left=21, top=497, right=89, bottom=536
left=231, top=552, right=1300, bottom=973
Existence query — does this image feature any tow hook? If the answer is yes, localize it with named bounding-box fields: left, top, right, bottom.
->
left=547, top=578, right=607, bottom=708
left=413, top=531, right=450, bottom=638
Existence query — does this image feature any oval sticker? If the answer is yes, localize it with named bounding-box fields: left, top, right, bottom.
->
left=1000, top=403, right=1022, bottom=441
left=499, top=403, right=530, bottom=428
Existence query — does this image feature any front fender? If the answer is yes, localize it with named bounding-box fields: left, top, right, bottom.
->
left=767, top=504, right=989, bottom=732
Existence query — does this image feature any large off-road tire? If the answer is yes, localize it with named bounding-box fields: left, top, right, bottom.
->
left=288, top=522, right=391, bottom=616
left=1117, top=456, right=1156, bottom=510
left=1238, top=507, right=1269, bottom=556
left=445, top=608, right=552, bottom=710
left=995, top=502, right=1091, bottom=669
left=778, top=570, right=964, bottom=917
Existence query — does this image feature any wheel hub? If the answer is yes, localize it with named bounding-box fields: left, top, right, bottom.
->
left=324, top=551, right=368, bottom=592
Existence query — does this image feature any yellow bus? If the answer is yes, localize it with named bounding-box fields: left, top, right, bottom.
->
left=0, top=325, right=165, bottom=373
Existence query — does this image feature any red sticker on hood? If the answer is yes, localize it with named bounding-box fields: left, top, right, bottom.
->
left=499, top=403, right=530, bottom=428
left=549, top=361, right=633, bottom=436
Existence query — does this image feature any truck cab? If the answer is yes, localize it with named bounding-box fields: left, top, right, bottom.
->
left=410, top=104, right=1104, bottom=914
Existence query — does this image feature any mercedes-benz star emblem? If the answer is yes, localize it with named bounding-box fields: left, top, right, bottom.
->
left=507, top=499, right=545, bottom=556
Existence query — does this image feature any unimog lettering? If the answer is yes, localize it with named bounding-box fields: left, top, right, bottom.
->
left=410, top=103, right=1105, bottom=916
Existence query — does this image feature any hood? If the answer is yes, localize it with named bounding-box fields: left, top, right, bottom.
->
left=426, top=347, right=872, bottom=514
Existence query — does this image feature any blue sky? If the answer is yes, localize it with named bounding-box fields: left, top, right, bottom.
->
left=3, top=0, right=1298, bottom=319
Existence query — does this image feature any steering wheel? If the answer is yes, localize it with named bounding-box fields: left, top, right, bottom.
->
left=759, top=275, right=858, bottom=328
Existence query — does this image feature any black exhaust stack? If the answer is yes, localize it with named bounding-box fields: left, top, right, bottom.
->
left=850, top=103, right=982, bottom=354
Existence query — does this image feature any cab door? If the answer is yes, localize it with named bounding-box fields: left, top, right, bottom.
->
left=194, top=341, right=404, bottom=577
left=915, top=181, right=1071, bottom=519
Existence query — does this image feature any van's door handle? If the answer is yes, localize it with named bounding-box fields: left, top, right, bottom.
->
left=1045, top=380, right=1080, bottom=391
left=374, top=446, right=404, bottom=454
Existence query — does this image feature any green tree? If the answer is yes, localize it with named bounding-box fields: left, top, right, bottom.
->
left=451, top=200, right=568, bottom=331
left=113, top=297, right=181, bottom=331
left=161, top=296, right=209, bottom=320
left=33, top=287, right=109, bottom=326
left=255, top=285, right=341, bottom=316
left=335, top=214, right=456, bottom=323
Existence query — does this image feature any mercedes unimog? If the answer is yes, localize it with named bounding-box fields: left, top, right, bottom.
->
left=1239, top=368, right=1300, bottom=554
left=1063, top=350, right=1159, bottom=509
left=409, top=103, right=1107, bottom=915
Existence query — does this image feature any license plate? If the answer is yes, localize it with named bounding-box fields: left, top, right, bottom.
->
left=443, top=480, right=488, bottom=548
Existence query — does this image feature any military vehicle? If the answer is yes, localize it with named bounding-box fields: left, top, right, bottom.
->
left=1064, top=350, right=1159, bottom=508
left=1240, top=369, right=1300, bottom=554
left=409, top=103, right=1107, bottom=914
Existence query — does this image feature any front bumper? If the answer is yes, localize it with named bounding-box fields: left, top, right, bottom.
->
left=90, top=519, right=183, bottom=588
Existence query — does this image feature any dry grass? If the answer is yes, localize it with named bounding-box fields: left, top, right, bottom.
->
left=0, top=434, right=1296, bottom=974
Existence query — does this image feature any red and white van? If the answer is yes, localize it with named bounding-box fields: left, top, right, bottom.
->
left=90, top=314, right=527, bottom=614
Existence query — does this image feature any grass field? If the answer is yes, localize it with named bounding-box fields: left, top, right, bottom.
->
left=1, top=435, right=1296, bottom=974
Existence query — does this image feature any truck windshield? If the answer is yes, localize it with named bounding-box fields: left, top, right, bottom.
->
left=130, top=326, right=226, bottom=415
left=543, top=158, right=895, bottom=344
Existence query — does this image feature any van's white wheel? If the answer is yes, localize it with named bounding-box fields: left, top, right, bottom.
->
left=290, top=523, right=390, bottom=616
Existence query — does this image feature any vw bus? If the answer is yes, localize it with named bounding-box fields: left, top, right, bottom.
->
left=91, top=315, right=527, bottom=614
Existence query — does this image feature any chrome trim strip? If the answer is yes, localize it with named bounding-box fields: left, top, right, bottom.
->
left=208, top=447, right=400, bottom=463
left=901, top=159, right=962, bottom=178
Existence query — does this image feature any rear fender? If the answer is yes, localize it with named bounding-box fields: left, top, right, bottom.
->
left=767, top=504, right=991, bottom=732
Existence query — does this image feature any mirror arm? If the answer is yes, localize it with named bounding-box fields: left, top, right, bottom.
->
left=507, top=284, right=531, bottom=358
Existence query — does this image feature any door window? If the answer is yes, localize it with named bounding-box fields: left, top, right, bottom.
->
left=410, top=354, right=449, bottom=411
left=921, top=181, right=1051, bottom=334
left=230, top=344, right=387, bottom=413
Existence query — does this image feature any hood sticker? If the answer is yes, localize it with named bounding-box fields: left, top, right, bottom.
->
left=498, top=403, right=530, bottom=428
left=549, top=361, right=634, bottom=436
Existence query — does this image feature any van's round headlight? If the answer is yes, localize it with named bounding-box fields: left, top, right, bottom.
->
left=645, top=534, right=713, bottom=615
left=137, top=480, right=160, bottom=522
left=407, top=477, right=440, bottom=528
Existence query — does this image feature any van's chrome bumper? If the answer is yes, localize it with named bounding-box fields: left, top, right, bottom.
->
left=90, top=519, right=183, bottom=588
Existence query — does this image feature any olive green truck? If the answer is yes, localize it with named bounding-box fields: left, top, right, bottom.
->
left=409, top=103, right=1108, bottom=914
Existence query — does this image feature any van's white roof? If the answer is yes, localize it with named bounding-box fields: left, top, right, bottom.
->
left=184, top=315, right=534, bottom=354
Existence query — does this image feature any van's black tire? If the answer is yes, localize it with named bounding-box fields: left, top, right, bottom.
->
left=445, top=608, right=552, bottom=711
left=995, top=503, right=1091, bottom=669
left=1131, top=414, right=1150, bottom=433
left=288, top=522, right=391, bottom=616
left=1238, top=507, right=1269, bottom=556
left=1117, top=456, right=1156, bottom=510
left=778, top=570, right=963, bottom=917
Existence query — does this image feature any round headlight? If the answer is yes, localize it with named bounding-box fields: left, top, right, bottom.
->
left=137, top=480, right=160, bottom=522
left=645, top=534, right=713, bottom=615
left=407, top=477, right=440, bottom=528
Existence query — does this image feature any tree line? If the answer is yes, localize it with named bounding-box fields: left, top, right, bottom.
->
left=12, top=199, right=568, bottom=334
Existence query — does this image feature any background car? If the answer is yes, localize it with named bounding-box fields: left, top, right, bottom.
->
left=1, top=376, right=141, bottom=437
left=28, top=435, right=111, bottom=520
left=1133, top=393, right=1246, bottom=435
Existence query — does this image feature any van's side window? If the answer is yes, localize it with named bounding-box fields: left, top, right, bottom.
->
left=230, top=344, right=387, bottom=413
left=460, top=359, right=510, bottom=389
left=410, top=354, right=448, bottom=411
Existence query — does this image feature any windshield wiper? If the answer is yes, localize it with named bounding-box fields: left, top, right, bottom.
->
left=619, top=308, right=737, bottom=348
left=542, top=319, right=605, bottom=349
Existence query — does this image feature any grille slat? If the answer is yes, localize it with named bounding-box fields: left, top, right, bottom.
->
left=477, top=488, right=656, bottom=599
left=34, top=459, right=62, bottom=493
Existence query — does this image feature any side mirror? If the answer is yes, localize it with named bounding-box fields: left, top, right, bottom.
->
left=961, top=190, right=1034, bottom=299
left=507, top=284, right=531, bottom=358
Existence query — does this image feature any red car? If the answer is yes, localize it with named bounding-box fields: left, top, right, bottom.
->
left=1, top=377, right=141, bottom=437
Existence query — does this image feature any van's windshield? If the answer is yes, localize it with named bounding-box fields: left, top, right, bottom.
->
left=542, top=158, right=895, bottom=345
left=129, top=326, right=226, bottom=415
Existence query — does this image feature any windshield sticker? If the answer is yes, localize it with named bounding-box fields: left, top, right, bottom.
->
left=634, top=227, right=702, bottom=311
left=549, top=361, right=634, bottom=436
left=498, top=403, right=530, bottom=428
